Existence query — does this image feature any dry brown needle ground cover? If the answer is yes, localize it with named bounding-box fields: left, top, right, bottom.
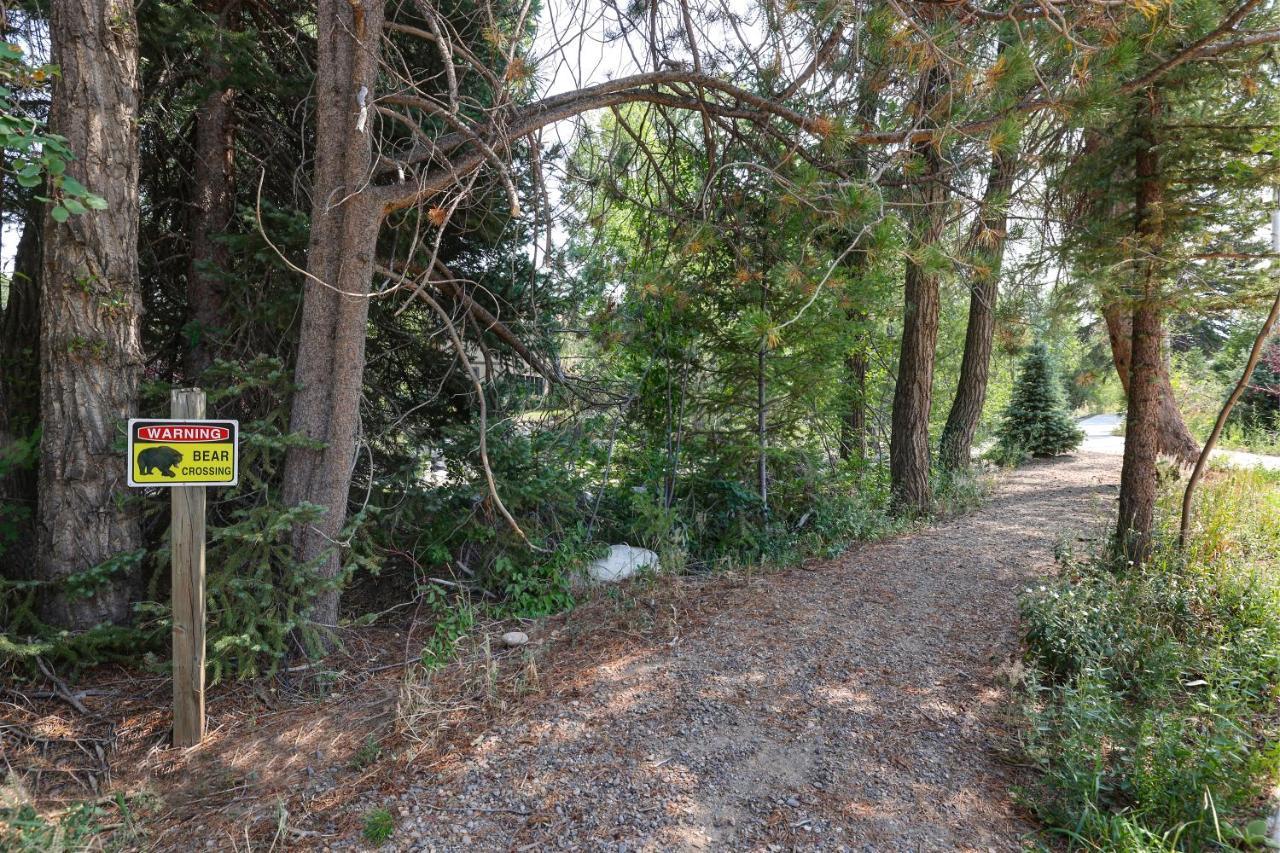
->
left=3, top=451, right=1119, bottom=851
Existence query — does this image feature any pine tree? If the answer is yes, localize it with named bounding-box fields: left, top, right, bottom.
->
left=993, top=343, right=1084, bottom=463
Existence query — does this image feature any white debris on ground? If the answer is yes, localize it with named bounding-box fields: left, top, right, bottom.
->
left=586, top=545, right=660, bottom=584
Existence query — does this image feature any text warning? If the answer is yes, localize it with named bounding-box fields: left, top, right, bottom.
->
left=128, top=419, right=239, bottom=487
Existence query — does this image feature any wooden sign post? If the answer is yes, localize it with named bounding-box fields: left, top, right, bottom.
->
left=127, top=390, right=238, bottom=747
left=169, top=388, right=207, bottom=747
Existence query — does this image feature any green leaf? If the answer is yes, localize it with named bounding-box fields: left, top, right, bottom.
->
left=1243, top=819, right=1270, bottom=843
left=50, top=205, right=70, bottom=223
left=60, top=175, right=88, bottom=196
left=62, top=198, right=87, bottom=215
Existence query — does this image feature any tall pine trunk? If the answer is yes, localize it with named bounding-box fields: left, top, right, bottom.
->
left=890, top=65, right=950, bottom=511
left=1102, top=302, right=1198, bottom=464
left=1076, top=125, right=1197, bottom=467
left=840, top=348, right=867, bottom=461
left=1116, top=92, right=1165, bottom=563
left=38, top=0, right=143, bottom=627
left=1118, top=304, right=1163, bottom=561
left=185, top=0, right=241, bottom=378
left=280, top=0, right=386, bottom=631
left=757, top=344, right=768, bottom=511
left=938, top=148, right=1016, bottom=472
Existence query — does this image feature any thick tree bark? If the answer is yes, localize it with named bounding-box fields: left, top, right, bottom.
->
left=840, top=348, right=867, bottom=461
left=1101, top=302, right=1199, bottom=464
left=0, top=209, right=43, bottom=577
left=1118, top=303, right=1163, bottom=561
left=281, top=0, right=386, bottom=631
left=758, top=252, right=769, bottom=510
left=1116, top=92, right=1165, bottom=563
left=938, top=148, right=1016, bottom=472
left=38, top=0, right=144, bottom=627
left=757, top=344, right=768, bottom=511
left=184, top=0, right=241, bottom=378
left=890, top=66, right=950, bottom=511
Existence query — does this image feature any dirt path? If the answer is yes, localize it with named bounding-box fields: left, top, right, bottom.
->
left=1079, top=412, right=1280, bottom=470
left=329, top=452, right=1119, bottom=852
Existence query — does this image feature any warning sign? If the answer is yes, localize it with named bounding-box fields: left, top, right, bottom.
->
left=127, top=419, right=239, bottom=487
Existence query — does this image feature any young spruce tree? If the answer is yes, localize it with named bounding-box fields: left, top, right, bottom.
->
left=993, top=343, right=1084, bottom=463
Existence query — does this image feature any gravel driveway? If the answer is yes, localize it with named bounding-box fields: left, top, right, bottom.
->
left=339, top=452, right=1120, bottom=852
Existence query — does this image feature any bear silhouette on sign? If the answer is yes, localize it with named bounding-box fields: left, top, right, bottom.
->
left=138, top=445, right=183, bottom=477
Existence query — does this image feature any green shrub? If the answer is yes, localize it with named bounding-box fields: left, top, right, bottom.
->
left=0, top=802, right=112, bottom=852
left=362, top=807, right=395, bottom=845
left=418, top=584, right=478, bottom=669
left=1019, top=467, right=1280, bottom=849
left=1233, top=334, right=1280, bottom=432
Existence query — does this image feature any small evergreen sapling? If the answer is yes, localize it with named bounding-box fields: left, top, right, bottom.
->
left=992, top=343, right=1084, bottom=463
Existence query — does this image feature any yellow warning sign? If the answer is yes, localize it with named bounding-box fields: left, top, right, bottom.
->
left=127, top=419, right=238, bottom=487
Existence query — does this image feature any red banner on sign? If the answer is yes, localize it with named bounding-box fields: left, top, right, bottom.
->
left=136, top=425, right=232, bottom=443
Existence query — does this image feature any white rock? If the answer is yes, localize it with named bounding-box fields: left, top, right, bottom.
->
left=586, top=544, right=659, bottom=583
left=501, top=631, right=528, bottom=647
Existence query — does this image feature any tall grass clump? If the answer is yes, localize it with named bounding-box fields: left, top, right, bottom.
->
left=1019, top=465, right=1280, bottom=850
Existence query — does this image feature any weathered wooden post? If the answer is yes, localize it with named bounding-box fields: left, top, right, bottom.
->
left=170, top=388, right=207, bottom=746
left=128, top=390, right=238, bottom=748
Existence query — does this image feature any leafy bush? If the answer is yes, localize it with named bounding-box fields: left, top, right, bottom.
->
left=373, top=418, right=596, bottom=612
left=1019, top=466, right=1280, bottom=849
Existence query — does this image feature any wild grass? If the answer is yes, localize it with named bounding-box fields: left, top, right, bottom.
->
left=1214, top=422, right=1280, bottom=457
left=396, top=632, right=541, bottom=751
left=1019, top=465, right=1280, bottom=850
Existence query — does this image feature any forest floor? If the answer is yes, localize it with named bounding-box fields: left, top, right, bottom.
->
left=5, top=452, right=1122, bottom=852
left=336, top=452, right=1119, bottom=852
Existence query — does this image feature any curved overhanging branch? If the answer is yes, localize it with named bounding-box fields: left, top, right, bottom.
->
left=373, top=93, right=828, bottom=215
left=373, top=69, right=827, bottom=180
left=370, top=0, right=1277, bottom=219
